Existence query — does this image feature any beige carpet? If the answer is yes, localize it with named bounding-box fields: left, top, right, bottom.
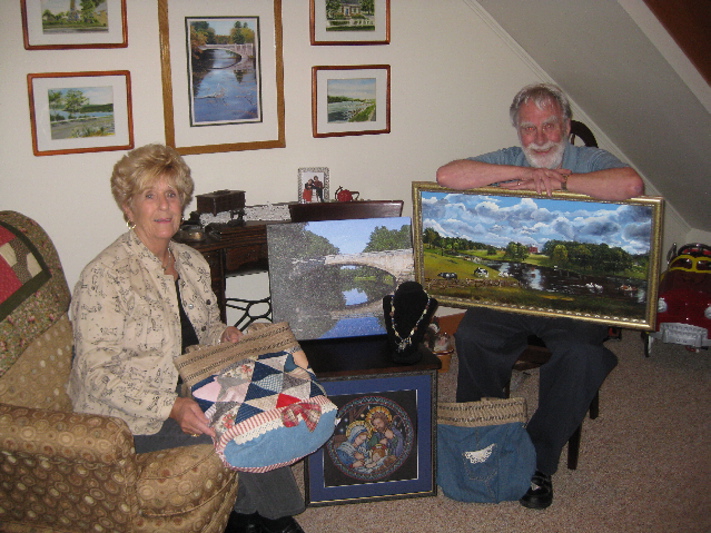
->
left=291, top=329, right=711, bottom=533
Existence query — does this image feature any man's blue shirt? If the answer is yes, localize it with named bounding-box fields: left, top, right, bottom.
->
left=471, top=143, right=628, bottom=174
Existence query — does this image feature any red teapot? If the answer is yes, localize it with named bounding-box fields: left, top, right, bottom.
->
left=335, top=186, right=360, bottom=202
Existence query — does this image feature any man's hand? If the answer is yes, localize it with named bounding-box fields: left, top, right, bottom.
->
left=498, top=168, right=570, bottom=196
left=170, top=396, right=216, bottom=437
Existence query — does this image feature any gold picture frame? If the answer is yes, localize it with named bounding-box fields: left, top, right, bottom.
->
left=412, top=182, right=664, bottom=330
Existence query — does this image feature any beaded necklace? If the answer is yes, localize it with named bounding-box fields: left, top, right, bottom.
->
left=389, top=294, right=432, bottom=352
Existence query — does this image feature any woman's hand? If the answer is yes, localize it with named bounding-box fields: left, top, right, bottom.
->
left=221, top=326, right=243, bottom=343
left=170, top=396, right=216, bottom=437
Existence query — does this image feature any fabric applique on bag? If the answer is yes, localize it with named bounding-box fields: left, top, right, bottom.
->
left=175, top=322, right=337, bottom=473
left=437, top=398, right=536, bottom=503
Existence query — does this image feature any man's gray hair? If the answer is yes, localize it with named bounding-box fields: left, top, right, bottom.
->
left=509, top=83, right=572, bottom=127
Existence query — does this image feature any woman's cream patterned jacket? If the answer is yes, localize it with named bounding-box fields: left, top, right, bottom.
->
left=68, top=230, right=226, bottom=435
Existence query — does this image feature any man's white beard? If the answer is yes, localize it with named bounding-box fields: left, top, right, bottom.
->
left=523, top=140, right=565, bottom=169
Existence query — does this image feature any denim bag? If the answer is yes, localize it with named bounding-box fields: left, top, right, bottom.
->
left=437, top=398, right=536, bottom=503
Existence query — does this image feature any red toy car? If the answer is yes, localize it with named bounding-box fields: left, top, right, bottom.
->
left=645, top=243, right=711, bottom=356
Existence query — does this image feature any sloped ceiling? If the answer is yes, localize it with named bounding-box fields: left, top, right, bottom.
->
left=474, top=0, right=711, bottom=233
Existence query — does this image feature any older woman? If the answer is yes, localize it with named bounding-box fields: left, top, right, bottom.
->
left=68, top=144, right=306, bottom=533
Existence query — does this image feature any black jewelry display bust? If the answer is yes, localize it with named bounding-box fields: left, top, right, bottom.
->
left=383, top=281, right=438, bottom=364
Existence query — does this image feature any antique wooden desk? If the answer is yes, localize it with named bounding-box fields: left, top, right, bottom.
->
left=175, top=221, right=274, bottom=324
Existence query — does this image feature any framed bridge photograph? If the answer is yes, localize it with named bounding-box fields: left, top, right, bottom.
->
left=412, top=182, right=664, bottom=330
left=158, top=0, right=285, bottom=154
left=267, top=217, right=414, bottom=341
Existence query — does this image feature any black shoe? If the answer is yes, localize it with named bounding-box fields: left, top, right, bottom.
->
left=225, top=511, right=261, bottom=533
left=519, top=470, right=553, bottom=509
left=259, top=515, right=306, bottom=533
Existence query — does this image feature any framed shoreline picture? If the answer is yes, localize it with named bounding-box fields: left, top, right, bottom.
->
left=298, top=167, right=330, bottom=203
left=412, top=182, right=664, bottom=330
left=158, top=0, right=285, bottom=155
left=312, top=65, right=391, bottom=138
left=310, top=0, right=390, bottom=45
left=22, top=0, right=128, bottom=50
left=305, top=372, right=436, bottom=506
left=27, top=71, right=134, bottom=156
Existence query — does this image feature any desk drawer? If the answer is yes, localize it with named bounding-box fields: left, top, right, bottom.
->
left=225, top=244, right=268, bottom=273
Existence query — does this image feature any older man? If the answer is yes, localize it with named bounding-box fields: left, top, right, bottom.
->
left=437, top=83, right=644, bottom=509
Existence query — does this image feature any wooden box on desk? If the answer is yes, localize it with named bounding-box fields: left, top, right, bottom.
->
left=302, top=334, right=439, bottom=506
left=196, top=189, right=245, bottom=215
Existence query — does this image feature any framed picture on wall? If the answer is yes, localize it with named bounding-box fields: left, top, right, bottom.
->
left=158, top=0, right=285, bottom=155
left=305, top=372, right=436, bottom=506
left=310, top=0, right=390, bottom=45
left=21, top=0, right=128, bottom=50
left=27, top=71, right=134, bottom=156
left=298, top=167, right=330, bottom=203
left=412, top=182, right=664, bottom=330
left=312, top=65, right=391, bottom=138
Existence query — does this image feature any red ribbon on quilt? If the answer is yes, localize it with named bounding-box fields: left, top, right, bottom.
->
left=281, top=402, right=322, bottom=431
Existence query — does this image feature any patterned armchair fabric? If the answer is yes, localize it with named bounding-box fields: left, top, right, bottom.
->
left=0, top=211, right=239, bottom=533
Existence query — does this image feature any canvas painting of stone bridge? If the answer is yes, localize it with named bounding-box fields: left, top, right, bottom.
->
left=267, top=217, right=414, bottom=340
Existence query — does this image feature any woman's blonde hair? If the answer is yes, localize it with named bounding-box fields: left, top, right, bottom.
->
left=110, top=144, right=194, bottom=222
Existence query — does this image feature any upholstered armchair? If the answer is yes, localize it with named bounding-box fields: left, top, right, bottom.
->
left=0, top=211, right=239, bottom=533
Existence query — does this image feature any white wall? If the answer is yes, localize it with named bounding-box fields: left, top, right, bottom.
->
left=0, top=1, right=698, bottom=300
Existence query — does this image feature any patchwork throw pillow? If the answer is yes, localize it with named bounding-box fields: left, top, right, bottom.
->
left=175, top=322, right=337, bottom=472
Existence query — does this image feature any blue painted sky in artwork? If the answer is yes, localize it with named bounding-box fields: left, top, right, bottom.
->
left=305, top=217, right=411, bottom=255
left=421, top=191, right=653, bottom=255
left=327, top=78, right=376, bottom=100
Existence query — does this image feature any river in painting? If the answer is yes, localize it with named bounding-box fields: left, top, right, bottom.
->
left=483, top=259, right=647, bottom=303
left=190, top=49, right=260, bottom=125
left=327, top=100, right=375, bottom=123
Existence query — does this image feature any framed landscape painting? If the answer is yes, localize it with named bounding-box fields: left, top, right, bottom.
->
left=27, top=71, right=134, bottom=156
left=412, top=182, right=664, bottom=330
left=22, top=0, right=128, bottom=50
left=312, top=65, right=390, bottom=138
left=310, top=0, right=390, bottom=45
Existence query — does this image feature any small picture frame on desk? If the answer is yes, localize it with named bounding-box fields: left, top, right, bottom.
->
left=305, top=372, right=436, bottom=506
left=298, top=167, right=329, bottom=203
